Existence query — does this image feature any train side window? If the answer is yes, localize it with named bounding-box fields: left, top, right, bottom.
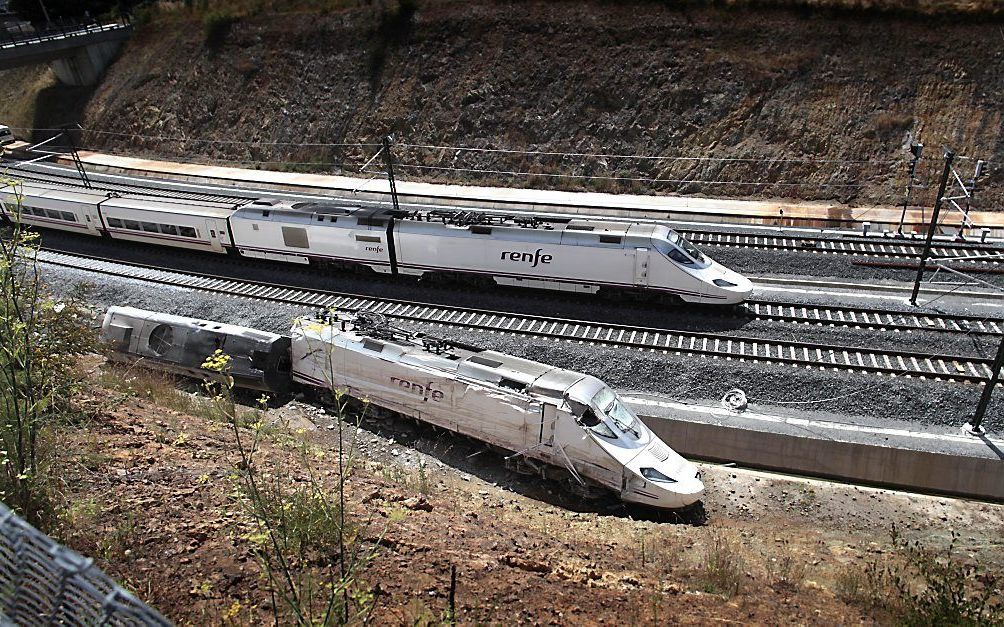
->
left=358, top=217, right=385, bottom=227
left=261, top=210, right=271, bottom=218
left=178, top=226, right=197, bottom=238
left=579, top=409, right=601, bottom=427
left=106, top=217, right=123, bottom=228
left=282, top=226, right=310, bottom=249
left=471, top=226, right=492, bottom=235
left=599, top=235, right=622, bottom=244
left=29, top=208, right=45, bottom=216
left=60, top=211, right=76, bottom=222
left=317, top=215, right=324, bottom=222
left=160, top=224, right=178, bottom=236
left=141, top=222, right=159, bottom=233
left=124, top=220, right=141, bottom=230
left=328, top=216, right=338, bottom=223
left=45, top=209, right=62, bottom=220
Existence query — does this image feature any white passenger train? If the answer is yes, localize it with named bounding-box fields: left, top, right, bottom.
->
left=1, top=181, right=751, bottom=304
left=101, top=306, right=705, bottom=510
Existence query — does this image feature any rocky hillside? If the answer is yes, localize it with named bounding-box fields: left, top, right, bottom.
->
left=13, top=1, right=1004, bottom=207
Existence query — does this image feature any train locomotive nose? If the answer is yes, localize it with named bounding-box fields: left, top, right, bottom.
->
left=707, top=265, right=753, bottom=304
left=621, top=446, right=705, bottom=509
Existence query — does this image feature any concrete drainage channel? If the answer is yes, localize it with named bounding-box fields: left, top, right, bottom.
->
left=35, top=249, right=1004, bottom=503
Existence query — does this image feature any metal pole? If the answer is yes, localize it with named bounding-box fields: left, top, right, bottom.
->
left=60, top=126, right=91, bottom=189
left=37, top=0, right=51, bottom=26
left=897, top=143, right=923, bottom=235
left=958, top=159, right=985, bottom=239
left=381, top=135, right=400, bottom=215
left=968, top=334, right=1004, bottom=435
left=909, top=149, right=955, bottom=306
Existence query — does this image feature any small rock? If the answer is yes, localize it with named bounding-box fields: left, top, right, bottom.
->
left=403, top=496, right=433, bottom=512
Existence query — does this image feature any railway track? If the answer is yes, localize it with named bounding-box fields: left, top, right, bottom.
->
left=742, top=300, right=1004, bottom=335
left=1, top=162, right=249, bottom=205
left=36, top=249, right=999, bottom=384
left=684, top=229, right=1004, bottom=265
left=8, top=162, right=1003, bottom=268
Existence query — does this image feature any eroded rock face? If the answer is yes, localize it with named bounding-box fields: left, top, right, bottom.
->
left=72, top=2, right=1003, bottom=206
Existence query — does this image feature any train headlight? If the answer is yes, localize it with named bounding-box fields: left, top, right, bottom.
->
left=640, top=467, right=677, bottom=484
left=713, top=279, right=737, bottom=288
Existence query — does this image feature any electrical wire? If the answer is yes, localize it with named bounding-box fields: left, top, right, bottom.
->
left=393, top=162, right=876, bottom=188
left=396, top=142, right=905, bottom=165
left=65, top=144, right=372, bottom=170
left=7, top=127, right=380, bottom=149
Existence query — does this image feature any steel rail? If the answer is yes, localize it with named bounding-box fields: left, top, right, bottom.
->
left=35, top=249, right=996, bottom=384
left=742, top=299, right=1004, bottom=335
left=0, top=164, right=249, bottom=205
left=684, top=229, right=1004, bottom=265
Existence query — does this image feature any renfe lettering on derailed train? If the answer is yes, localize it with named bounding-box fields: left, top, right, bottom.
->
left=501, top=248, right=553, bottom=268
left=390, top=377, right=445, bottom=402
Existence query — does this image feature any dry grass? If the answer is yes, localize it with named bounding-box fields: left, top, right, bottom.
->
left=697, top=530, right=746, bottom=598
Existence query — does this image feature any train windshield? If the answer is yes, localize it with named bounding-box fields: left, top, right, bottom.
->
left=661, top=231, right=708, bottom=266
left=592, top=386, right=640, bottom=440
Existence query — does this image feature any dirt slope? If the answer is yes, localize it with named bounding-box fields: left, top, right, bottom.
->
left=60, top=362, right=1004, bottom=624
left=63, top=1, right=1003, bottom=208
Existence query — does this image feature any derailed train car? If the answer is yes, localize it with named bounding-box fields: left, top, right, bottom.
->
left=100, top=306, right=704, bottom=509
left=101, top=307, right=291, bottom=393
left=293, top=312, right=704, bottom=509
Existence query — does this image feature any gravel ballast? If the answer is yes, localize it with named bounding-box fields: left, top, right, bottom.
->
left=40, top=260, right=1004, bottom=433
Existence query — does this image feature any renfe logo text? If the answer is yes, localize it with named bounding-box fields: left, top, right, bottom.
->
left=391, top=377, right=444, bottom=402
left=501, top=248, right=553, bottom=268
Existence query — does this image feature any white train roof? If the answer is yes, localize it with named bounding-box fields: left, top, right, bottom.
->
left=100, top=194, right=239, bottom=219
left=235, top=201, right=665, bottom=239
left=0, top=181, right=111, bottom=205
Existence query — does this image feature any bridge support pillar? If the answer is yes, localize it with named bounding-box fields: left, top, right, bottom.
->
left=50, top=40, right=122, bottom=86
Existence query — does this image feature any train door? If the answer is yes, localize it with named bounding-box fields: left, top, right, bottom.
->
left=206, top=219, right=224, bottom=252
left=536, top=403, right=557, bottom=449
left=82, top=204, right=102, bottom=235
left=632, top=247, right=650, bottom=287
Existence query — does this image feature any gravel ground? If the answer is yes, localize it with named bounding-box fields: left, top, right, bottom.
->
left=709, top=244, right=1004, bottom=291
left=40, top=258, right=1004, bottom=433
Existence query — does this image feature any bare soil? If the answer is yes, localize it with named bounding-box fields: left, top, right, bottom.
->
left=50, top=1, right=1000, bottom=209
left=57, top=359, right=1004, bottom=625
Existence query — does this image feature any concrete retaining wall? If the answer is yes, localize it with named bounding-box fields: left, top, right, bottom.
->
left=641, top=415, right=1004, bottom=502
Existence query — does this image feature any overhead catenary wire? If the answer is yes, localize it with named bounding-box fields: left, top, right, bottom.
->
left=391, top=162, right=877, bottom=188
left=396, top=142, right=906, bottom=165
left=8, top=126, right=380, bottom=148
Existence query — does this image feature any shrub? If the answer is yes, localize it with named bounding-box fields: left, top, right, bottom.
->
left=203, top=9, right=238, bottom=48
left=840, top=526, right=1004, bottom=625
left=0, top=188, right=97, bottom=531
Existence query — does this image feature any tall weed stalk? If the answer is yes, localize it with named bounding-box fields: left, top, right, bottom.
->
left=0, top=183, right=95, bottom=531
left=202, top=349, right=376, bottom=625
